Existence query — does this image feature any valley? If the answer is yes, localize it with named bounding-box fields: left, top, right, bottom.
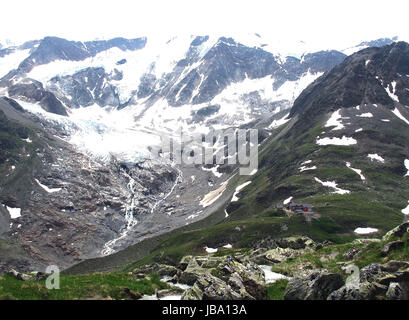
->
left=0, top=34, right=409, bottom=300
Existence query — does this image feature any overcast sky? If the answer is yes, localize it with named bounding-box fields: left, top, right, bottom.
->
left=1, top=0, right=408, bottom=49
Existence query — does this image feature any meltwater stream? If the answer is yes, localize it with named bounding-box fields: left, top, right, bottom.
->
left=101, top=164, right=183, bottom=256
left=101, top=168, right=138, bottom=256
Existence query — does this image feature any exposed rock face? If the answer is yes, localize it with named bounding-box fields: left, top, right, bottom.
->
left=290, top=42, right=409, bottom=119
left=284, top=272, right=344, bottom=300
left=0, top=35, right=346, bottom=121
left=48, top=67, right=122, bottom=108
left=8, top=79, right=68, bottom=116
left=0, top=98, right=181, bottom=272
left=14, top=36, right=147, bottom=74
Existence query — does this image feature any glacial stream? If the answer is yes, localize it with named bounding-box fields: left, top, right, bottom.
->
left=101, top=164, right=183, bottom=256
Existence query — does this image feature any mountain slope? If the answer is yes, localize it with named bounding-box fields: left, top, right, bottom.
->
left=65, top=42, right=409, bottom=274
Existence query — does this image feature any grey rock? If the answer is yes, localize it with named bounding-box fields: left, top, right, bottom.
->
left=284, top=272, right=344, bottom=300
left=381, top=241, right=404, bottom=256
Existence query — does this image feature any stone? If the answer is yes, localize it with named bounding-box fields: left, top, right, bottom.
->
left=381, top=241, right=404, bottom=256
left=380, top=260, right=409, bottom=273
left=359, top=264, right=382, bottom=283
left=343, top=247, right=360, bottom=260
left=181, top=274, right=243, bottom=300
left=275, top=236, right=316, bottom=250
left=7, top=269, right=47, bottom=281
left=121, top=287, right=142, bottom=300
left=132, top=263, right=178, bottom=277
left=264, top=247, right=297, bottom=263
left=328, top=286, right=361, bottom=300
left=382, top=222, right=409, bottom=242
left=386, top=282, right=404, bottom=300
left=284, top=272, right=344, bottom=300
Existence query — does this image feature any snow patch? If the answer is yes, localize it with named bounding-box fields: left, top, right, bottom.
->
left=283, top=196, right=293, bottom=205
left=316, top=136, right=357, bottom=146
left=368, top=154, right=385, bottom=163
left=5, top=206, right=21, bottom=219
left=357, top=113, right=373, bottom=118
left=402, top=201, right=409, bottom=215
left=404, top=159, right=409, bottom=177
left=35, top=179, right=62, bottom=193
left=200, top=180, right=228, bottom=208
left=354, top=227, right=379, bottom=235
left=392, top=108, right=409, bottom=126
left=314, top=177, right=350, bottom=195
left=269, top=113, right=291, bottom=129
left=325, top=109, right=344, bottom=131
left=259, top=265, right=290, bottom=284
left=201, top=165, right=223, bottom=178
left=386, top=81, right=399, bottom=102
left=204, top=246, right=218, bottom=253
left=231, top=181, right=252, bottom=202
left=346, top=162, right=365, bottom=181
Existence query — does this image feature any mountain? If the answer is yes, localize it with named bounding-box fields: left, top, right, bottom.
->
left=64, top=41, right=409, bottom=280
left=342, top=36, right=399, bottom=56
left=0, top=35, right=408, bottom=278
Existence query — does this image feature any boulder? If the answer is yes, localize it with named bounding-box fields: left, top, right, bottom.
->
left=358, top=282, right=388, bottom=300
left=386, top=282, right=404, bottom=300
left=177, top=256, right=210, bottom=285
left=275, top=236, right=316, bottom=250
left=284, top=272, right=344, bottom=300
left=121, top=287, right=142, bottom=300
left=264, top=247, right=297, bottom=263
left=132, top=263, right=178, bottom=277
left=181, top=274, right=244, bottom=300
left=380, top=260, right=409, bottom=273
left=381, top=241, right=404, bottom=256
left=7, top=269, right=47, bottom=281
left=329, top=281, right=388, bottom=300
left=359, top=263, right=382, bottom=283
left=156, top=288, right=183, bottom=298
left=343, top=247, right=360, bottom=260
left=382, top=222, right=409, bottom=242
left=327, top=286, right=361, bottom=300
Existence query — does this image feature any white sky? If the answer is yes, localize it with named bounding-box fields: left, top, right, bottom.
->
left=1, top=0, right=408, bottom=50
